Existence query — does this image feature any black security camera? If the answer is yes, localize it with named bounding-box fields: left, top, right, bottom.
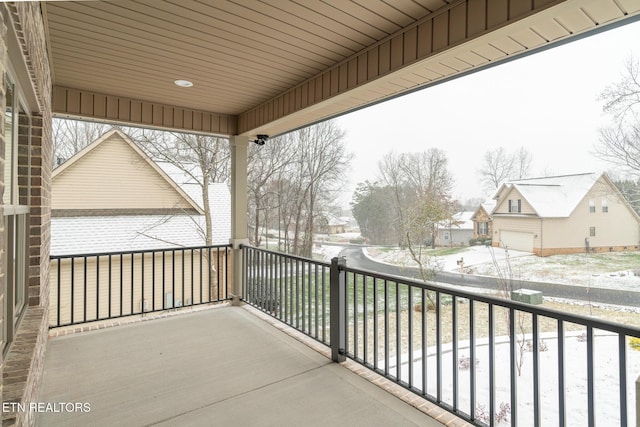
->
left=254, top=134, right=269, bottom=145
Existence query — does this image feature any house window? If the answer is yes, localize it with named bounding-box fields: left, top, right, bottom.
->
left=590, top=226, right=596, bottom=237
left=477, top=222, right=489, bottom=236
left=589, top=199, right=595, bottom=213
left=602, top=199, right=608, bottom=213
left=508, top=199, right=521, bottom=213
left=2, top=73, right=30, bottom=356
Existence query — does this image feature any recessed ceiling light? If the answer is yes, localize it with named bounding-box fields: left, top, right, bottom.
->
left=174, top=79, right=193, bottom=87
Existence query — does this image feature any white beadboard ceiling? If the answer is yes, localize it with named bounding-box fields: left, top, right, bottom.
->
left=43, top=0, right=640, bottom=137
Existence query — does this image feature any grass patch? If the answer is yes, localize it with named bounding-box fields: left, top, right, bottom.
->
left=428, top=247, right=467, bottom=257
left=531, top=252, right=640, bottom=272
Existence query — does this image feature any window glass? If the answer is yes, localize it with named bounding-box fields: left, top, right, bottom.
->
left=3, top=77, right=14, bottom=205
left=13, top=214, right=27, bottom=320
left=602, top=199, right=608, bottom=213
left=2, top=73, right=29, bottom=355
left=590, top=226, right=596, bottom=237
left=589, top=199, right=596, bottom=213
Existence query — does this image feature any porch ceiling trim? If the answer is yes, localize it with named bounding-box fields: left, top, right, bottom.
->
left=45, top=0, right=640, bottom=138
left=52, top=86, right=238, bottom=136
left=238, top=0, right=640, bottom=137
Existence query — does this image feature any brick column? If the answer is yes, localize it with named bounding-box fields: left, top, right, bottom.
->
left=27, top=114, right=51, bottom=308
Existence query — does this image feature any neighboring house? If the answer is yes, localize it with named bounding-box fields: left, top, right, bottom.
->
left=471, top=200, right=496, bottom=241
left=315, top=213, right=348, bottom=234
left=51, top=130, right=231, bottom=253
left=491, top=172, right=640, bottom=256
left=436, top=211, right=474, bottom=247
left=50, top=130, right=231, bottom=324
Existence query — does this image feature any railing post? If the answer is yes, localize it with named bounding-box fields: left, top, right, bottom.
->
left=230, top=240, right=249, bottom=305
left=330, top=256, right=346, bottom=362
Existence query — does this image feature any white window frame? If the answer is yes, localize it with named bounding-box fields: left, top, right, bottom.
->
left=3, top=69, right=30, bottom=356
left=508, top=199, right=521, bottom=213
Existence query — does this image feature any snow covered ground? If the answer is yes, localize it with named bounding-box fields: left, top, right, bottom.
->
left=387, top=332, right=640, bottom=426
left=363, top=244, right=640, bottom=292
left=312, top=237, right=640, bottom=424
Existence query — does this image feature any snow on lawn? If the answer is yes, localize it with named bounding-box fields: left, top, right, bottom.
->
left=367, top=246, right=640, bottom=292
left=388, top=332, right=640, bottom=426
left=468, top=251, right=640, bottom=292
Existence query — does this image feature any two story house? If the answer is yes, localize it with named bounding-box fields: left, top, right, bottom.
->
left=490, top=172, right=640, bottom=256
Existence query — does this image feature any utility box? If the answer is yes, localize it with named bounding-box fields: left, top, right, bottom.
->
left=511, top=289, right=543, bottom=305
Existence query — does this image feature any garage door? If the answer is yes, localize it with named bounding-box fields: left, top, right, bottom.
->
left=499, top=230, right=534, bottom=252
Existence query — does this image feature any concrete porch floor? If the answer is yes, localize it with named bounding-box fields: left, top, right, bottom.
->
left=36, top=305, right=463, bottom=427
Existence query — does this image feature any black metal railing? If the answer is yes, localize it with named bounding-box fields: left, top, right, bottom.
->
left=242, top=247, right=640, bottom=427
left=242, top=246, right=331, bottom=345
left=49, top=245, right=231, bottom=327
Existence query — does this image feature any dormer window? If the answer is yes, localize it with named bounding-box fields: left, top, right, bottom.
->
left=508, top=199, right=521, bottom=213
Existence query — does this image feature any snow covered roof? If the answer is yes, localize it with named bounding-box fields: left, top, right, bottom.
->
left=51, top=134, right=231, bottom=256
left=438, top=211, right=474, bottom=230
left=51, top=182, right=231, bottom=256
left=471, top=199, right=496, bottom=220
left=494, top=172, right=600, bottom=217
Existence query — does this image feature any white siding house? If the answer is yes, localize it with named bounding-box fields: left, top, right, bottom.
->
left=491, top=172, right=640, bottom=256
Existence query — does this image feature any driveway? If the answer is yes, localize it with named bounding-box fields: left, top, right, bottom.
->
left=435, top=245, right=533, bottom=271
left=362, top=244, right=534, bottom=272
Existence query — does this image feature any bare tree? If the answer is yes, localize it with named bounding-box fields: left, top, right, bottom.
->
left=246, top=120, right=351, bottom=257
left=478, top=146, right=533, bottom=194
left=599, top=55, right=640, bottom=121
left=597, top=56, right=640, bottom=179
left=378, top=149, right=455, bottom=286
left=288, top=121, right=351, bottom=256
left=378, top=151, right=410, bottom=245
left=247, top=133, right=295, bottom=247
left=52, top=118, right=114, bottom=166
left=595, top=123, right=640, bottom=175
left=513, top=147, right=533, bottom=180
left=135, top=130, right=230, bottom=245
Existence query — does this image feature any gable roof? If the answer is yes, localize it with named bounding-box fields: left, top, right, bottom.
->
left=493, top=172, right=601, bottom=218
left=50, top=131, right=232, bottom=255
left=471, top=200, right=496, bottom=221
left=53, top=129, right=204, bottom=214
left=438, top=211, right=474, bottom=230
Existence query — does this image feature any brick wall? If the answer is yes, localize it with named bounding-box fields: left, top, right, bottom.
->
left=535, top=245, right=640, bottom=257
left=28, top=114, right=51, bottom=308
left=1, top=3, right=52, bottom=426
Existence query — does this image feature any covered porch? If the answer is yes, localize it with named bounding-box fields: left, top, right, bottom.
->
left=38, top=305, right=452, bottom=427
left=3, top=1, right=640, bottom=427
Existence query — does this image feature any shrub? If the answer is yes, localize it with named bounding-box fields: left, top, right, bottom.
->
left=458, top=355, right=479, bottom=370
left=476, top=402, right=510, bottom=424
left=475, top=405, right=490, bottom=423
left=526, top=340, right=549, bottom=352
left=496, top=402, right=510, bottom=423
left=630, top=337, right=640, bottom=351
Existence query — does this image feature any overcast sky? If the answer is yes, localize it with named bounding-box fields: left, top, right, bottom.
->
left=336, top=19, right=640, bottom=208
